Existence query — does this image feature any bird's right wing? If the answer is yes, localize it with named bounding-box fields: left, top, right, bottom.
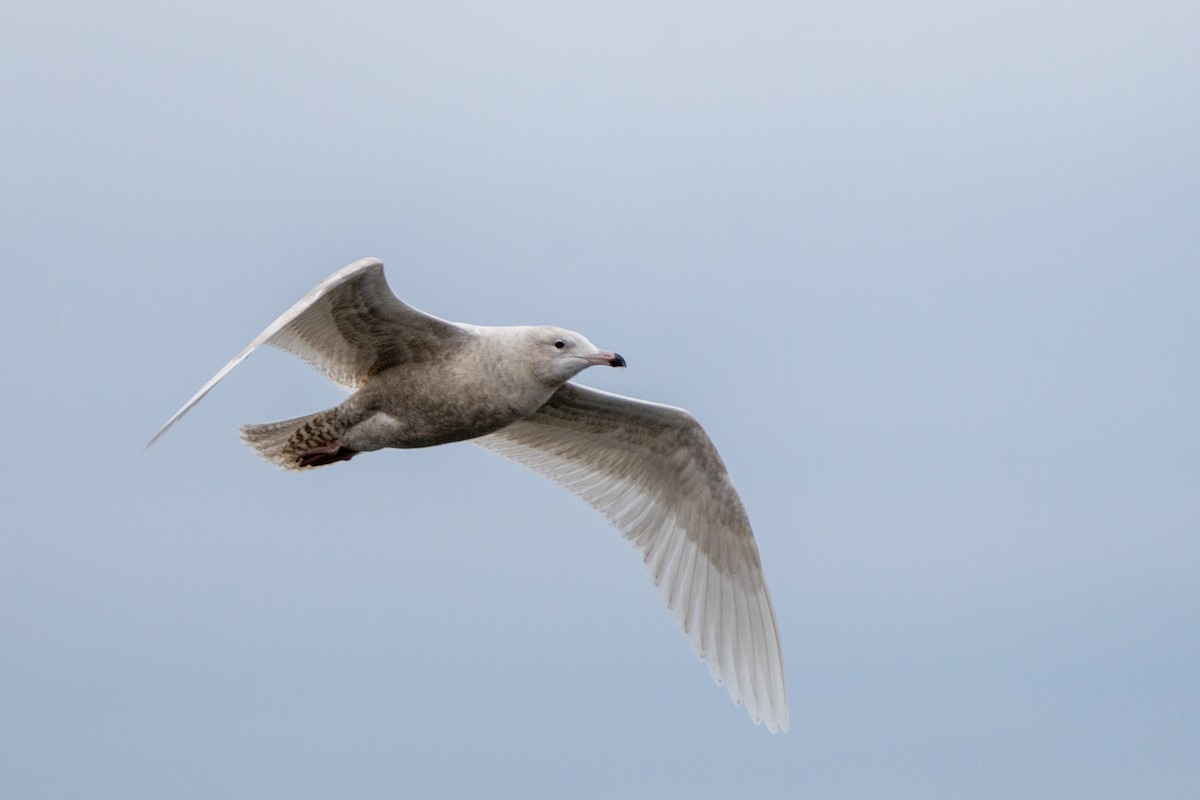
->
left=147, top=257, right=469, bottom=448
left=474, top=382, right=788, bottom=732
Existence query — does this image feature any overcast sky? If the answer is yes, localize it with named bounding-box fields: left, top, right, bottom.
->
left=3, top=1, right=1198, bottom=797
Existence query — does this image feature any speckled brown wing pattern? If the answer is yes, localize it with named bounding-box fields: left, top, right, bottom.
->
left=269, top=259, right=467, bottom=389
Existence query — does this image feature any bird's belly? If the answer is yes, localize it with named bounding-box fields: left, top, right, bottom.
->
left=342, top=401, right=525, bottom=451
left=347, top=364, right=553, bottom=451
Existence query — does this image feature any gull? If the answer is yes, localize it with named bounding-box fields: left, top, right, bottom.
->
left=148, top=257, right=788, bottom=731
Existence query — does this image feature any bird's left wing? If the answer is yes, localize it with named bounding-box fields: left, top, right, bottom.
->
left=147, top=257, right=468, bottom=448
left=474, top=382, right=788, bottom=732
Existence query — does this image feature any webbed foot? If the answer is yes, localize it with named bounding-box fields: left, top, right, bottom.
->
left=296, top=444, right=358, bottom=468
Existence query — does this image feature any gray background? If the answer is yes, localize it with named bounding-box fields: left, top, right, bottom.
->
left=3, top=1, right=1197, bottom=797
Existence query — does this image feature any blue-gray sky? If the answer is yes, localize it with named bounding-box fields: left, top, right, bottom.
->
left=3, top=1, right=1198, bottom=797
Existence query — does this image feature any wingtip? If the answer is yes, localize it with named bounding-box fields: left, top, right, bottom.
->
left=143, top=422, right=172, bottom=451
left=751, top=703, right=789, bottom=734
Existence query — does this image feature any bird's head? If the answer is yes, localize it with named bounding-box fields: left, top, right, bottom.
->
left=526, top=326, right=626, bottom=386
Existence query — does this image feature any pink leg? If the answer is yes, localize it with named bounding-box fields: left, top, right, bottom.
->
left=297, top=444, right=359, bottom=468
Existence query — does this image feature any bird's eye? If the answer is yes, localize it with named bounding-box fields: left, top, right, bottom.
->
left=554, top=340, right=566, bottom=349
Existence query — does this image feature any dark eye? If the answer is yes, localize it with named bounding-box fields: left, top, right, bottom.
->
left=554, top=340, right=565, bottom=349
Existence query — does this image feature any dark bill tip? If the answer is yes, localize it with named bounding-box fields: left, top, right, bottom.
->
left=609, top=353, right=627, bottom=368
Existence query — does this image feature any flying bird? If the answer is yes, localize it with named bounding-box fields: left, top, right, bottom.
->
left=148, top=257, right=788, bottom=732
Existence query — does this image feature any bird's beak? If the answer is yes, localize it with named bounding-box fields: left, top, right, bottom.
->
left=588, top=350, right=626, bottom=367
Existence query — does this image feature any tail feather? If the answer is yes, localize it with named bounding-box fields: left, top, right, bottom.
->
left=240, top=408, right=346, bottom=470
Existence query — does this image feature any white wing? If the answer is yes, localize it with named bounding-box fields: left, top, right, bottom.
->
left=147, top=257, right=469, bottom=448
left=475, top=383, right=788, bottom=732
